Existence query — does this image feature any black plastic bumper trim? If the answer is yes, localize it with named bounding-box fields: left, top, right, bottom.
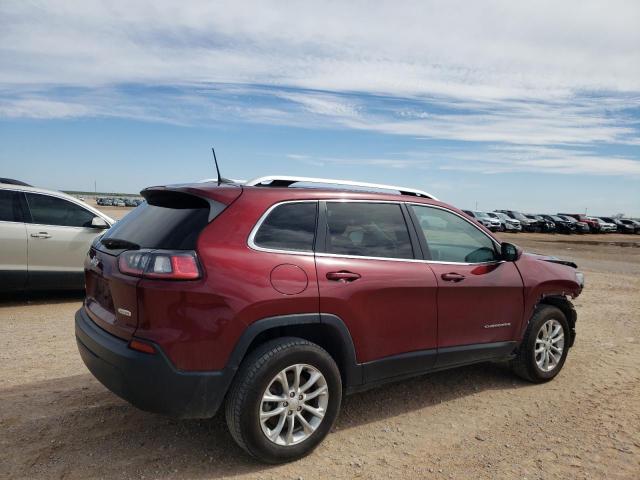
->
left=75, top=307, right=232, bottom=419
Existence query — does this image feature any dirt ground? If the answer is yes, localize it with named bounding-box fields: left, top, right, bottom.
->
left=1, top=231, right=639, bottom=479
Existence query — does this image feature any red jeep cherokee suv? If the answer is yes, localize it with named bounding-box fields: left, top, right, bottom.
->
left=75, top=176, right=584, bottom=463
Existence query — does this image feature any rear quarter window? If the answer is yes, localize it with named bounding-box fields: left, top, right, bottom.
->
left=253, top=202, right=318, bottom=252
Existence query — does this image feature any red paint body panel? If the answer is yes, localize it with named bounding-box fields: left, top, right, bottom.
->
left=428, top=261, right=524, bottom=348
left=514, top=253, right=582, bottom=338
left=316, top=256, right=438, bottom=363
left=84, top=248, right=140, bottom=340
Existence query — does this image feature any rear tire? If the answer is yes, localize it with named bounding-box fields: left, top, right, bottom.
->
left=511, top=305, right=570, bottom=383
left=225, top=337, right=342, bottom=463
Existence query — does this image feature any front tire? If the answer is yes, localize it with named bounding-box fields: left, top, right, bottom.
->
left=511, top=305, right=570, bottom=383
left=225, top=337, right=342, bottom=463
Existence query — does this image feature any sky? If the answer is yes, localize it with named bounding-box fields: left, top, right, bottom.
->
left=0, top=1, right=639, bottom=215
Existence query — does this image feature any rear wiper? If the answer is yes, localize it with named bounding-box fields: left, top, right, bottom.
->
left=101, top=238, right=140, bottom=250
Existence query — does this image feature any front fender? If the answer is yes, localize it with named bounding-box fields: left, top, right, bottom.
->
left=514, top=253, right=582, bottom=339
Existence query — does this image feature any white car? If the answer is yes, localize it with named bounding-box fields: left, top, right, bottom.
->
left=588, top=217, right=617, bottom=233
left=0, top=180, right=115, bottom=291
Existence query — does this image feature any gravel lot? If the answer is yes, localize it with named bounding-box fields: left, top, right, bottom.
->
left=1, top=226, right=639, bottom=479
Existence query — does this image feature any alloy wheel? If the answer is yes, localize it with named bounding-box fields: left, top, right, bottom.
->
left=535, top=319, right=565, bottom=372
left=259, top=364, right=329, bottom=446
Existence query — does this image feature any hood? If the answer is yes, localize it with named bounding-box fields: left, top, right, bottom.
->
left=525, top=252, right=578, bottom=269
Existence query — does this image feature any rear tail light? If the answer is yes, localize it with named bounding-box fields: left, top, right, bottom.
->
left=118, top=250, right=201, bottom=280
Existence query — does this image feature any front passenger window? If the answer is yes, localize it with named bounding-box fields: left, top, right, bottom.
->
left=410, top=205, right=498, bottom=263
left=25, top=193, right=95, bottom=228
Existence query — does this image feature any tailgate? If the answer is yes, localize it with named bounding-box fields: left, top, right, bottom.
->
left=84, top=247, right=140, bottom=340
left=83, top=184, right=241, bottom=340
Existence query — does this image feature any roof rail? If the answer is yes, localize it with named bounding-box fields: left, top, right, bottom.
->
left=245, top=175, right=438, bottom=200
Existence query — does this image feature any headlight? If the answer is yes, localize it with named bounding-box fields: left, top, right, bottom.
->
left=575, top=271, right=585, bottom=288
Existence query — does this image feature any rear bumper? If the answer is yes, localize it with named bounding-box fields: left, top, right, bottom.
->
left=75, top=307, right=232, bottom=419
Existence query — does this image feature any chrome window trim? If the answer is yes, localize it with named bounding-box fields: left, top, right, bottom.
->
left=314, top=251, right=501, bottom=266
left=248, top=199, right=504, bottom=266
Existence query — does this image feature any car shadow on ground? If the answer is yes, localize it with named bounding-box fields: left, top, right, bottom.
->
left=1, top=362, right=533, bottom=479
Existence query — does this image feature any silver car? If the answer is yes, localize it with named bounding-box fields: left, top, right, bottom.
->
left=0, top=181, right=114, bottom=291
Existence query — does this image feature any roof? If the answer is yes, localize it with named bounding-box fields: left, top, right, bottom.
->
left=0, top=178, right=32, bottom=186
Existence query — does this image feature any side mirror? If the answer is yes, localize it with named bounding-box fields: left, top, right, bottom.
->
left=501, top=242, right=522, bottom=262
left=91, top=216, right=110, bottom=229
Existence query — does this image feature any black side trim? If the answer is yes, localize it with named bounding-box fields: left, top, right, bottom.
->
left=227, top=313, right=363, bottom=388
left=17, top=191, right=31, bottom=223
left=350, top=341, right=518, bottom=394
left=436, top=341, right=517, bottom=368
left=403, top=202, right=430, bottom=260
left=363, top=348, right=437, bottom=383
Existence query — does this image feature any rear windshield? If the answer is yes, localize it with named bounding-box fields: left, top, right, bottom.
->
left=100, top=198, right=214, bottom=250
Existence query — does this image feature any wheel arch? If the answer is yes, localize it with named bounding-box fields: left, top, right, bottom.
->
left=227, top=313, right=363, bottom=390
left=535, top=295, right=577, bottom=348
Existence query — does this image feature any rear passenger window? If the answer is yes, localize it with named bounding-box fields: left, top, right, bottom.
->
left=253, top=202, right=317, bottom=251
left=326, top=202, right=413, bottom=259
left=0, top=190, right=23, bottom=222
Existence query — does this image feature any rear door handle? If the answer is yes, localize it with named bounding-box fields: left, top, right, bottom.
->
left=326, top=271, right=361, bottom=282
left=441, top=272, right=465, bottom=282
left=30, top=232, right=51, bottom=239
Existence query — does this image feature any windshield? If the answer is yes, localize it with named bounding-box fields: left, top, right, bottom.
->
left=550, top=215, right=564, bottom=221
left=473, top=211, right=489, bottom=219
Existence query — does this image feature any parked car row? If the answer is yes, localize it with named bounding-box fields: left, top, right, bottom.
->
left=462, top=209, right=640, bottom=234
left=96, top=196, right=142, bottom=207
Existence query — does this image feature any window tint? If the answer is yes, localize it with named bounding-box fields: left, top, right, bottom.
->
left=254, top=202, right=317, bottom=251
left=410, top=205, right=498, bottom=263
left=326, top=202, right=413, bottom=259
left=26, top=193, right=95, bottom=227
left=101, top=199, right=212, bottom=250
left=0, top=190, right=23, bottom=222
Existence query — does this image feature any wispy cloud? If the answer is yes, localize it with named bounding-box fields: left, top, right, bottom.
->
left=286, top=144, right=640, bottom=176
left=1, top=0, right=639, bottom=178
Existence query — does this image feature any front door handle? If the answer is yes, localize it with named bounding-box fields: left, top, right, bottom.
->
left=326, top=271, right=361, bottom=282
left=441, top=272, right=465, bottom=282
left=30, top=232, right=51, bottom=239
